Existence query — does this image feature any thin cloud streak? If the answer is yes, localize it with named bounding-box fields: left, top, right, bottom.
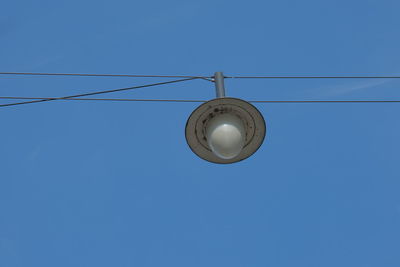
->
left=309, top=76, right=399, bottom=98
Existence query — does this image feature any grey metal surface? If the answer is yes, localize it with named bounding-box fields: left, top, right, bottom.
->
left=185, top=97, right=266, bottom=164
left=214, top=72, right=226, bottom=98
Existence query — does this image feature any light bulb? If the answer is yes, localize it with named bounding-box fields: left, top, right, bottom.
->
left=206, top=113, right=245, bottom=159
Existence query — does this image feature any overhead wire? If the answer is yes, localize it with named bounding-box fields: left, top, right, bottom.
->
left=1, top=96, right=399, bottom=103
left=0, top=72, right=212, bottom=80
left=225, top=76, right=400, bottom=79
left=1, top=72, right=400, bottom=79
left=2, top=72, right=400, bottom=107
left=0, top=77, right=199, bottom=108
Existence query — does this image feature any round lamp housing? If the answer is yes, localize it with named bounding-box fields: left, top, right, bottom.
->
left=185, top=97, right=266, bottom=164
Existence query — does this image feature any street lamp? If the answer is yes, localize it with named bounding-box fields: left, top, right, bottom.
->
left=185, top=72, right=266, bottom=164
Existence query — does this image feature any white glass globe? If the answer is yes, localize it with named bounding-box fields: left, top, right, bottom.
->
left=206, top=113, right=246, bottom=159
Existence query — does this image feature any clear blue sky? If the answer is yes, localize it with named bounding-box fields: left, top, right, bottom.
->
left=1, top=0, right=400, bottom=266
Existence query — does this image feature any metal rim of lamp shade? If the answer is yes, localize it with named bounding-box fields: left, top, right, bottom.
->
left=185, top=97, right=266, bottom=164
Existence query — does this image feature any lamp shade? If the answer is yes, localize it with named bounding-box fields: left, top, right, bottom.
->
left=185, top=97, right=266, bottom=164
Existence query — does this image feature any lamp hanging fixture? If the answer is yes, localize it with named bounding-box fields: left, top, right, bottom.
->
left=185, top=72, right=266, bottom=164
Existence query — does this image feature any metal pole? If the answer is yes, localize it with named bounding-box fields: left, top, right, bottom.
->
left=214, top=72, right=226, bottom=98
